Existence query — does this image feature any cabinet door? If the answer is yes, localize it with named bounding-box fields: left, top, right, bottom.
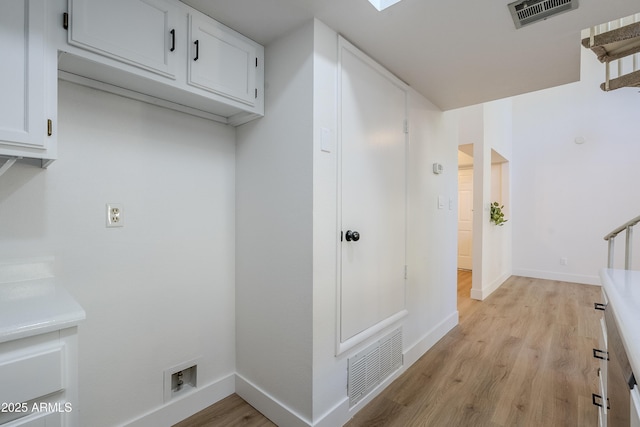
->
left=0, top=0, right=46, bottom=149
left=68, top=0, right=178, bottom=78
left=338, top=38, right=408, bottom=344
left=188, top=14, right=258, bottom=107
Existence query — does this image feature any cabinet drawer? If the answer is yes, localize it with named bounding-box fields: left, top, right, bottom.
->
left=0, top=345, right=64, bottom=404
left=3, top=411, right=61, bottom=427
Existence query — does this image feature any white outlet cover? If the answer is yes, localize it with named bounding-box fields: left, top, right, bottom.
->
left=106, top=203, right=123, bottom=228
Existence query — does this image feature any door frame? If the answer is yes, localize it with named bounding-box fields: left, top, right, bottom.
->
left=335, top=36, right=409, bottom=355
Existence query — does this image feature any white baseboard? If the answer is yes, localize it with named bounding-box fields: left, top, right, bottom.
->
left=513, top=269, right=600, bottom=286
left=403, top=310, right=459, bottom=368
left=470, top=273, right=511, bottom=300
left=235, top=374, right=312, bottom=427
left=236, top=311, right=459, bottom=427
left=128, top=312, right=459, bottom=427
left=320, top=310, right=459, bottom=427
left=122, top=374, right=235, bottom=427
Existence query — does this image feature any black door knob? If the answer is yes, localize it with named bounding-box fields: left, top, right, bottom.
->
left=345, top=230, right=360, bottom=242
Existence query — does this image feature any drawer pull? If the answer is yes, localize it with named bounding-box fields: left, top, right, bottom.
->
left=594, top=302, right=606, bottom=311
left=592, top=393, right=610, bottom=409
left=170, top=29, right=176, bottom=52
left=593, top=348, right=610, bottom=360
left=194, top=40, right=199, bottom=61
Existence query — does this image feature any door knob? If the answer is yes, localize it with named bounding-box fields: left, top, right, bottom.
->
left=345, top=230, right=360, bottom=242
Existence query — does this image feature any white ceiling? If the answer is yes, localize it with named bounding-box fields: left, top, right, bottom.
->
left=182, top=0, right=639, bottom=110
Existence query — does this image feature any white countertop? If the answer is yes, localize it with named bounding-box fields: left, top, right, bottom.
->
left=600, top=268, right=640, bottom=379
left=0, top=278, right=85, bottom=344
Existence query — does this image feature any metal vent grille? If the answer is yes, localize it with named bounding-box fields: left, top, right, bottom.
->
left=347, top=328, right=403, bottom=407
left=508, top=0, right=578, bottom=29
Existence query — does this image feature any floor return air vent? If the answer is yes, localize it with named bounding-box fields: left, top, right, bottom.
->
left=508, top=0, right=578, bottom=29
left=348, top=328, right=403, bottom=407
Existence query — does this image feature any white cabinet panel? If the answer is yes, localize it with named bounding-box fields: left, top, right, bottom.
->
left=68, top=0, right=179, bottom=78
left=4, top=410, right=61, bottom=427
left=188, top=13, right=258, bottom=106
left=0, top=0, right=55, bottom=160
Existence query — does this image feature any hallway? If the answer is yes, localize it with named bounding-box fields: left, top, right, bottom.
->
left=176, top=274, right=602, bottom=426
left=346, top=274, right=601, bottom=426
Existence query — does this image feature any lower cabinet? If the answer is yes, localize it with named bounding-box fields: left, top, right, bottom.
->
left=593, top=292, right=608, bottom=427
left=0, top=329, right=79, bottom=427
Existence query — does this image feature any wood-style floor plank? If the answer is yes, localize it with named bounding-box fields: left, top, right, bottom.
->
left=346, top=273, right=601, bottom=427
left=172, top=394, right=276, bottom=427
left=174, top=272, right=602, bottom=427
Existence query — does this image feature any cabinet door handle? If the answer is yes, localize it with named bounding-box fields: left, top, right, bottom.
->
left=594, top=302, right=606, bottom=311
left=194, top=40, right=199, bottom=61
left=592, top=393, right=610, bottom=409
left=170, top=29, right=175, bottom=52
left=593, top=348, right=609, bottom=360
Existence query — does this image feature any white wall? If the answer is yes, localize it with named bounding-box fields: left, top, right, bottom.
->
left=456, top=100, right=513, bottom=300
left=403, top=89, right=459, bottom=361
left=481, top=100, right=513, bottom=298
left=236, top=19, right=458, bottom=427
left=512, top=47, right=640, bottom=283
left=235, top=20, right=315, bottom=425
left=0, top=81, right=237, bottom=427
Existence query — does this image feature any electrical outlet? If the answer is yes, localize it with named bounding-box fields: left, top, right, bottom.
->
left=106, top=203, right=123, bottom=227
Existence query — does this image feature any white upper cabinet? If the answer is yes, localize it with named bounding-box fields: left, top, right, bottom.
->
left=68, top=0, right=179, bottom=79
left=0, top=0, right=56, bottom=163
left=188, top=13, right=259, bottom=107
left=60, top=0, right=264, bottom=125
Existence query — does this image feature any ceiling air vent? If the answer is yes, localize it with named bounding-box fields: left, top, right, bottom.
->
left=508, top=0, right=578, bottom=29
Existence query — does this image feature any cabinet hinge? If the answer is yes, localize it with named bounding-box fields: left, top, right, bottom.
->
left=403, top=119, right=409, bottom=134
left=63, top=13, right=69, bottom=30
left=255, top=88, right=258, bottom=99
left=47, top=119, right=53, bottom=136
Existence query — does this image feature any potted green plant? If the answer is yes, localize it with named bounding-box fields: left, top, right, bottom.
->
left=490, top=202, right=508, bottom=226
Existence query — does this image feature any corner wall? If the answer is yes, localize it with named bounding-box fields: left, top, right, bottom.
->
left=235, top=20, right=315, bottom=425
left=512, top=46, right=640, bottom=282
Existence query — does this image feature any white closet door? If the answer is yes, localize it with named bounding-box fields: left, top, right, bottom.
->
left=458, top=168, right=473, bottom=270
left=339, top=38, right=407, bottom=344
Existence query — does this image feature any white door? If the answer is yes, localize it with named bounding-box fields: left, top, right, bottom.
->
left=458, top=168, right=473, bottom=270
left=188, top=14, right=258, bottom=106
left=68, top=0, right=178, bottom=78
left=339, top=38, right=407, bottom=344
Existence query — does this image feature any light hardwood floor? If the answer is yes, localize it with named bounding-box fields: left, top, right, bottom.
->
left=174, top=272, right=602, bottom=426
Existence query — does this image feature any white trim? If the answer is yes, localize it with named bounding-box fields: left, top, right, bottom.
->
left=513, top=269, right=600, bottom=285
left=335, top=35, right=410, bottom=355
left=235, top=374, right=311, bottom=427
left=403, top=311, right=459, bottom=367
left=58, top=71, right=229, bottom=125
left=337, top=310, right=408, bottom=355
left=470, top=273, right=511, bottom=301
left=122, top=374, right=234, bottom=427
